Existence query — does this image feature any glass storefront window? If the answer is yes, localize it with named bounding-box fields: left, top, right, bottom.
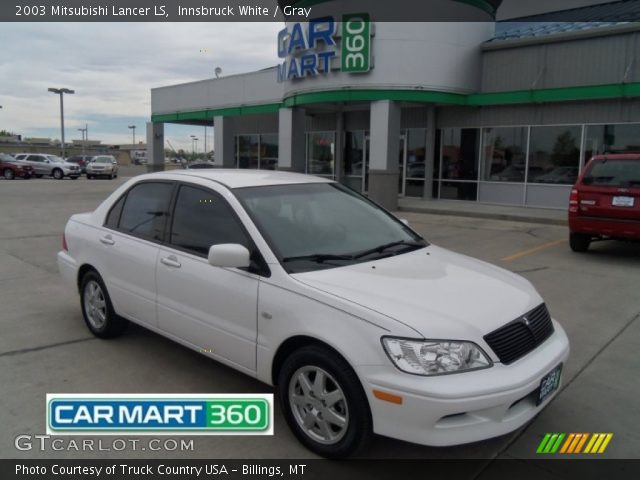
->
left=260, top=134, right=279, bottom=170
left=235, top=134, right=278, bottom=170
left=236, top=134, right=259, bottom=169
left=528, top=126, right=581, bottom=185
left=584, top=123, right=640, bottom=164
left=482, top=127, right=528, bottom=182
left=307, top=132, right=335, bottom=177
left=405, top=128, right=426, bottom=197
left=441, top=128, right=479, bottom=181
left=343, top=131, right=366, bottom=192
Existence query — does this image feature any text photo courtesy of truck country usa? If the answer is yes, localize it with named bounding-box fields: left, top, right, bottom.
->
left=1, top=0, right=640, bottom=479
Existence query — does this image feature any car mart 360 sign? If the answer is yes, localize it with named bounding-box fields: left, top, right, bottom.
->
left=277, top=14, right=371, bottom=82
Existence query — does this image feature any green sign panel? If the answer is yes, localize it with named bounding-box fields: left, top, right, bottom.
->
left=205, top=399, right=269, bottom=430
left=341, top=13, right=371, bottom=73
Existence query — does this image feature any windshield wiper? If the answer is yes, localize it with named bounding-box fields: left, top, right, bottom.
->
left=282, top=253, right=354, bottom=264
left=352, top=240, right=426, bottom=259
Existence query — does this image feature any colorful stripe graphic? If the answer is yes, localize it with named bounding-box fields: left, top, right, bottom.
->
left=537, top=433, right=613, bottom=454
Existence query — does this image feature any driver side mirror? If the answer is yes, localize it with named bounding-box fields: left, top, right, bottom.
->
left=208, top=244, right=250, bottom=268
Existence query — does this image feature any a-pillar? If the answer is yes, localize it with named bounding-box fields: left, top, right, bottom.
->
left=278, top=107, right=306, bottom=172
left=368, top=100, right=401, bottom=210
left=146, top=122, right=164, bottom=173
left=213, top=116, right=236, bottom=168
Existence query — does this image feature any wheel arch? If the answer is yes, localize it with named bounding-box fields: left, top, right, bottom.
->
left=77, top=263, right=99, bottom=293
left=271, top=335, right=351, bottom=387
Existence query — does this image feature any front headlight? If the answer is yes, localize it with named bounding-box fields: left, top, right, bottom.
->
left=381, top=337, right=492, bottom=376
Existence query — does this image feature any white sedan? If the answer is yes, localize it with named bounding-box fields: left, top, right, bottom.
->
left=57, top=170, right=569, bottom=458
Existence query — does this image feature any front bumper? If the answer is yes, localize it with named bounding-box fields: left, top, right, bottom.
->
left=360, top=320, right=570, bottom=446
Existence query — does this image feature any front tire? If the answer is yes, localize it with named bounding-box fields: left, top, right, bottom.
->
left=52, top=168, right=63, bottom=180
left=3, top=168, right=14, bottom=180
left=277, top=345, right=372, bottom=458
left=80, top=271, right=128, bottom=338
left=570, top=232, right=591, bottom=252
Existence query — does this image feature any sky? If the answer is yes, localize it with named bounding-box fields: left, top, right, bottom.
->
left=0, top=22, right=281, bottom=152
left=0, top=0, right=616, bottom=153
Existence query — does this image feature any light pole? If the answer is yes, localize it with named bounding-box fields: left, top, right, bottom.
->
left=190, top=135, right=197, bottom=155
left=48, top=87, right=75, bottom=158
left=77, top=127, right=87, bottom=154
left=128, top=125, right=136, bottom=145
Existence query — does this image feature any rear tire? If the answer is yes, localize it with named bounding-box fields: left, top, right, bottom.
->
left=80, top=270, right=128, bottom=338
left=570, top=232, right=591, bottom=252
left=3, top=168, right=14, bottom=180
left=277, top=345, right=372, bottom=458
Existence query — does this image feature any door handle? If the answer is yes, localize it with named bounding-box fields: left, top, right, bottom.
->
left=99, top=235, right=115, bottom=245
left=160, top=256, right=181, bottom=268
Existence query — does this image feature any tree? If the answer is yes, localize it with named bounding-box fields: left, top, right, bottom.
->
left=551, top=131, right=580, bottom=166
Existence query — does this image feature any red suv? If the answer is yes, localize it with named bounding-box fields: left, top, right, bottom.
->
left=569, top=153, right=640, bottom=252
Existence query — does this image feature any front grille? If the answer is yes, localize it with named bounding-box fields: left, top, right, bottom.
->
left=484, top=303, right=554, bottom=364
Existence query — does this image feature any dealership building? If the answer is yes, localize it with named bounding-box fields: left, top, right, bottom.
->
left=148, top=0, right=640, bottom=210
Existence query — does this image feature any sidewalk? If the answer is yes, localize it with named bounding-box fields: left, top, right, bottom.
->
left=398, top=198, right=568, bottom=226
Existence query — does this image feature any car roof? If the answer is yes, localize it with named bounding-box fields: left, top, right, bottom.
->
left=143, top=169, right=334, bottom=189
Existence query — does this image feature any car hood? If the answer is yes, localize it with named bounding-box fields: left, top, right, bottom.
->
left=292, top=245, right=542, bottom=340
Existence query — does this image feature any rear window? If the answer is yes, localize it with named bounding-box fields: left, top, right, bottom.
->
left=583, top=159, right=640, bottom=187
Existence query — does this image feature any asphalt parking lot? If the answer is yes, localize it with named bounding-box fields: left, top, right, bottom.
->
left=1, top=171, right=639, bottom=463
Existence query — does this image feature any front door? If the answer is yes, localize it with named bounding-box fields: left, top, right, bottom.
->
left=155, top=183, right=259, bottom=373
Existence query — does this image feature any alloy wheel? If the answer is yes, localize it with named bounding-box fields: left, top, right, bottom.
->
left=288, top=366, right=349, bottom=445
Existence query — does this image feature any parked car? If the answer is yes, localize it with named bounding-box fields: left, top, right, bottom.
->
left=185, top=160, right=216, bottom=169
left=86, top=155, right=118, bottom=179
left=569, top=153, right=640, bottom=252
left=58, top=170, right=569, bottom=458
left=66, top=155, right=94, bottom=174
left=13, top=153, right=80, bottom=179
left=535, top=166, right=579, bottom=185
left=0, top=153, right=34, bottom=179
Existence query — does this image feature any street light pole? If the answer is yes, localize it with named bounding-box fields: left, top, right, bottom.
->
left=190, top=135, right=196, bottom=155
left=48, top=87, right=75, bottom=158
left=78, top=127, right=87, bottom=154
left=128, top=125, right=136, bottom=145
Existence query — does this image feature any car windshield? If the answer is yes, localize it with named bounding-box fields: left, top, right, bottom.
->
left=583, top=159, right=640, bottom=187
left=93, top=157, right=113, bottom=163
left=0, top=154, right=15, bottom=161
left=235, top=183, right=427, bottom=273
left=48, top=156, right=64, bottom=163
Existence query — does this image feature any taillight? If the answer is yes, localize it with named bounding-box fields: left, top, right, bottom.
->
left=62, top=233, right=68, bottom=251
left=569, top=188, right=579, bottom=213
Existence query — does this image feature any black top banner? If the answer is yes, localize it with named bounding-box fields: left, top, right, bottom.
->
left=4, top=0, right=640, bottom=22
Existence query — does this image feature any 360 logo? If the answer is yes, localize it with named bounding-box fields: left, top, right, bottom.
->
left=46, top=394, right=273, bottom=435
left=536, top=432, right=613, bottom=454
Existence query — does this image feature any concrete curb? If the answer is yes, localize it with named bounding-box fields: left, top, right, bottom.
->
left=398, top=205, right=568, bottom=226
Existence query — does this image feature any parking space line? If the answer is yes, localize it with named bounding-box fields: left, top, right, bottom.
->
left=501, top=239, right=565, bottom=262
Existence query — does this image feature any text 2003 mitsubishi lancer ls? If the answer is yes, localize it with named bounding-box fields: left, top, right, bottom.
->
left=58, top=170, right=569, bottom=458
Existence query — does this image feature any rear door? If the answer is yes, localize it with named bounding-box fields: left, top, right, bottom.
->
left=26, top=155, right=47, bottom=175
left=578, top=158, right=640, bottom=221
left=98, top=181, right=175, bottom=328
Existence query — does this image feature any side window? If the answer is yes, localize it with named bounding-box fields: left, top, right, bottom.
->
left=104, top=194, right=126, bottom=229
left=118, top=182, right=173, bottom=241
left=28, top=155, right=42, bottom=162
left=170, top=185, right=250, bottom=256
